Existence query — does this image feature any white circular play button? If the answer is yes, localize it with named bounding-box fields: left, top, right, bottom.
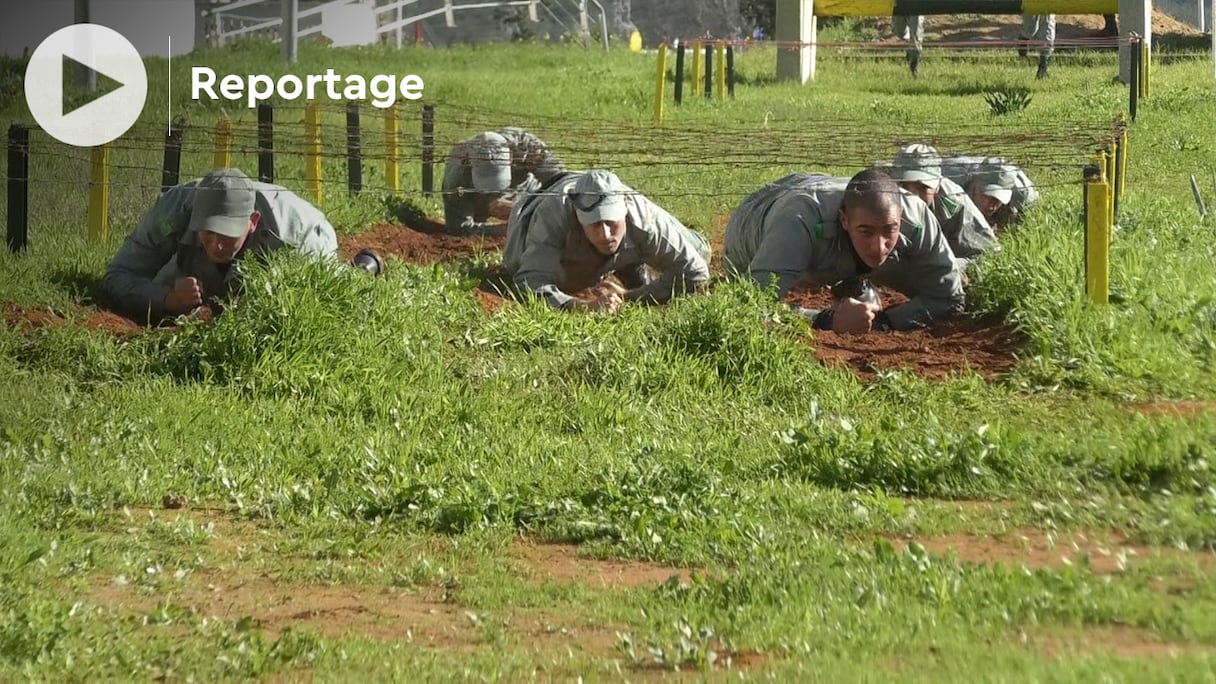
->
left=24, top=23, right=148, bottom=148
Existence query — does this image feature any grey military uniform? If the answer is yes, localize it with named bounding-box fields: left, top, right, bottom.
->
left=933, top=176, right=999, bottom=263
left=502, top=173, right=711, bottom=310
left=442, top=127, right=564, bottom=236
left=723, top=173, right=964, bottom=330
left=100, top=180, right=338, bottom=322
left=892, top=15, right=924, bottom=61
left=941, top=156, right=1039, bottom=227
left=1021, top=14, right=1056, bottom=58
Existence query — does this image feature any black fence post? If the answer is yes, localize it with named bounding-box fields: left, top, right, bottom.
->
left=346, top=102, right=362, bottom=195
left=726, top=44, right=735, bottom=99
left=6, top=124, right=29, bottom=252
left=674, top=42, right=685, bottom=105
left=160, top=125, right=182, bottom=193
left=422, top=104, right=434, bottom=197
left=257, top=103, right=275, bottom=183
left=1129, top=37, right=1140, bottom=122
left=704, top=43, right=713, bottom=99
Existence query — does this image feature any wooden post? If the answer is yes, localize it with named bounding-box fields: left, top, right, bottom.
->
left=385, top=104, right=400, bottom=192
left=1084, top=163, right=1110, bottom=305
left=715, top=42, right=726, bottom=102
left=161, top=125, right=183, bottom=193
left=347, top=102, right=362, bottom=195
left=88, top=144, right=110, bottom=242
left=421, top=104, right=434, bottom=197
left=305, top=102, right=322, bottom=203
left=6, top=124, right=29, bottom=252
left=258, top=103, right=274, bottom=183
left=674, top=42, right=685, bottom=105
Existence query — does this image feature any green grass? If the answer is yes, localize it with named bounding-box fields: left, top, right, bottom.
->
left=2, top=34, right=1216, bottom=680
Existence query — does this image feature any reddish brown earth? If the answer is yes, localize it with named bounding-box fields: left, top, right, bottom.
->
left=338, top=221, right=505, bottom=265
left=786, top=284, right=1023, bottom=380
left=877, top=10, right=1203, bottom=44
left=1131, top=402, right=1216, bottom=418
left=1, top=301, right=143, bottom=335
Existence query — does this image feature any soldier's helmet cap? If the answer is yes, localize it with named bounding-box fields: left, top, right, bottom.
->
left=975, top=164, right=1018, bottom=205
left=469, top=132, right=512, bottom=192
left=570, top=170, right=628, bottom=225
left=189, top=168, right=257, bottom=238
left=889, top=143, right=942, bottom=190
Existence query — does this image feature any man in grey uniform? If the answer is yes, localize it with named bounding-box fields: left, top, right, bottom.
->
left=443, top=127, right=563, bottom=236
left=502, top=170, right=711, bottom=313
left=887, top=143, right=998, bottom=265
left=940, top=156, right=1038, bottom=231
left=100, top=167, right=338, bottom=324
left=1019, top=14, right=1056, bottom=78
left=891, top=14, right=925, bottom=76
left=724, top=168, right=964, bottom=334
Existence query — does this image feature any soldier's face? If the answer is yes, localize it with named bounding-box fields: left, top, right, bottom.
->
left=840, top=205, right=901, bottom=269
left=971, top=188, right=1005, bottom=220
left=900, top=181, right=937, bottom=207
left=582, top=218, right=626, bottom=255
left=200, top=211, right=259, bottom=264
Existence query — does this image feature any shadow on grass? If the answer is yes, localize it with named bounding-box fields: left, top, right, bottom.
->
left=48, top=266, right=104, bottom=305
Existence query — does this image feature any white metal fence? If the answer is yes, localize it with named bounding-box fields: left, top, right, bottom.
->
left=205, top=0, right=610, bottom=50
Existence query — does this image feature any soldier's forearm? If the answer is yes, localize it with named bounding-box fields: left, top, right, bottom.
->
left=100, top=272, right=169, bottom=323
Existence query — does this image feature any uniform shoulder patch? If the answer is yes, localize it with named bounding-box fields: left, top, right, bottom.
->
left=814, top=223, right=824, bottom=238
left=940, top=195, right=958, bottom=212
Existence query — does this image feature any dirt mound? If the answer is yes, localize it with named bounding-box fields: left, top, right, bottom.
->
left=786, top=285, right=1022, bottom=380
left=902, top=10, right=1204, bottom=42
left=1131, top=402, right=1216, bottom=418
left=339, top=222, right=505, bottom=266
left=1, top=301, right=143, bottom=335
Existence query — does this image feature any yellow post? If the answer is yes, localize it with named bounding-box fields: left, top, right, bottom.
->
left=384, top=104, right=400, bottom=192
left=305, top=102, right=322, bottom=204
left=87, top=144, right=110, bottom=241
left=213, top=119, right=232, bottom=169
left=1105, top=147, right=1116, bottom=218
left=654, top=43, right=668, bottom=125
left=715, top=42, right=726, bottom=102
left=1085, top=164, right=1111, bottom=305
left=692, top=39, right=703, bottom=97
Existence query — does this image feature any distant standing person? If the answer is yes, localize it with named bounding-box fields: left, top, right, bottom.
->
left=892, top=14, right=925, bottom=76
left=1019, top=14, right=1056, bottom=78
left=442, top=127, right=564, bottom=237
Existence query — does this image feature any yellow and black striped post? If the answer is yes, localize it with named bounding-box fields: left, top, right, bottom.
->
left=87, top=144, right=110, bottom=242
left=813, top=0, right=1116, bottom=14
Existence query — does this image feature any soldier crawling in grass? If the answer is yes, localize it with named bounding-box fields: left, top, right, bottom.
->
left=501, top=169, right=711, bottom=313
left=723, top=168, right=965, bottom=335
left=99, top=168, right=338, bottom=324
left=442, top=127, right=564, bottom=237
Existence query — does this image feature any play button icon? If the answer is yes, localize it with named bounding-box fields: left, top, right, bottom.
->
left=25, top=24, right=147, bottom=148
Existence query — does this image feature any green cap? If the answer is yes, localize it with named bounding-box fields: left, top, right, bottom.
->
left=189, top=168, right=256, bottom=238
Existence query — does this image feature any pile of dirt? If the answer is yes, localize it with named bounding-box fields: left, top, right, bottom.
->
left=786, top=285, right=1023, bottom=380
left=1, top=301, right=143, bottom=335
left=338, top=222, right=505, bottom=266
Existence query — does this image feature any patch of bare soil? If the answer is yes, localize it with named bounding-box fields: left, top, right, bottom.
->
left=338, top=222, right=505, bottom=266
left=1, top=301, right=143, bottom=335
left=1020, top=624, right=1215, bottom=660
left=885, top=528, right=1216, bottom=575
left=1130, top=402, right=1216, bottom=418
left=509, top=542, right=695, bottom=590
left=786, top=285, right=1023, bottom=381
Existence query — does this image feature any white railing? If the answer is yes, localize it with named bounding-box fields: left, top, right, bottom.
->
left=207, top=0, right=610, bottom=51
